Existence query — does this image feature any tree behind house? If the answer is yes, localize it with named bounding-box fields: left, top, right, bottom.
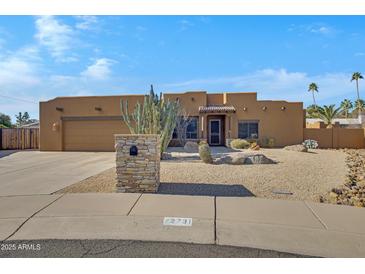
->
left=306, top=104, right=319, bottom=118
left=308, top=83, right=319, bottom=107
left=15, top=112, right=30, bottom=127
left=316, top=105, right=342, bottom=127
left=0, top=113, right=12, bottom=128
left=340, top=99, right=353, bottom=118
left=351, top=72, right=363, bottom=101
left=355, top=99, right=365, bottom=114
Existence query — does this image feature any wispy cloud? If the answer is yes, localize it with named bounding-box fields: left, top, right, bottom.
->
left=355, top=52, right=365, bottom=57
left=35, top=16, right=77, bottom=62
left=75, top=16, right=99, bottom=31
left=0, top=45, right=42, bottom=88
left=162, top=68, right=355, bottom=105
left=134, top=25, right=147, bottom=41
left=81, top=58, right=116, bottom=80
left=179, top=19, right=194, bottom=31
left=288, top=23, right=337, bottom=36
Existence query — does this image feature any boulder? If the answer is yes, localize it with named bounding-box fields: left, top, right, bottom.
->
left=244, top=154, right=276, bottom=164
left=214, top=153, right=275, bottom=165
left=214, top=154, right=244, bottom=165
left=161, top=152, right=173, bottom=160
left=284, top=144, right=308, bottom=152
left=184, top=141, right=199, bottom=153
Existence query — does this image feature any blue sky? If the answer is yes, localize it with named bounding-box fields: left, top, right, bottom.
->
left=0, top=16, right=365, bottom=120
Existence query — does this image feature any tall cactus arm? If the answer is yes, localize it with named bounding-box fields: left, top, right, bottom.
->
left=120, top=99, right=135, bottom=134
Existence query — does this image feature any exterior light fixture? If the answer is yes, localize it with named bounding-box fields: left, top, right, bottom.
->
left=56, top=107, right=63, bottom=112
left=52, top=122, right=59, bottom=132
left=262, top=106, right=267, bottom=111
left=191, top=97, right=195, bottom=101
left=243, top=107, right=247, bottom=111
left=95, top=107, right=102, bottom=111
left=281, top=106, right=286, bottom=111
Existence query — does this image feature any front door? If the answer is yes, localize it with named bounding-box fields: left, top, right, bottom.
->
left=209, top=119, right=221, bottom=145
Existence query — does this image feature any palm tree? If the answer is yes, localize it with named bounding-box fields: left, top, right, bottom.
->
left=355, top=99, right=365, bottom=113
left=308, top=83, right=319, bottom=107
left=351, top=72, right=363, bottom=101
left=316, top=105, right=342, bottom=127
left=306, top=104, right=319, bottom=118
left=340, top=99, right=353, bottom=118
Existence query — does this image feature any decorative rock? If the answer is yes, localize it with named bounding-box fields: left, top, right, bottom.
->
left=214, top=153, right=275, bottom=165
left=284, top=144, right=308, bottom=152
left=184, top=141, right=199, bottom=153
left=244, top=154, right=276, bottom=164
left=161, top=152, right=173, bottom=160
left=320, top=150, right=365, bottom=207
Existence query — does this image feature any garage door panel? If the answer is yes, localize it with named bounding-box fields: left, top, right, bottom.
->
left=63, top=120, right=129, bottom=151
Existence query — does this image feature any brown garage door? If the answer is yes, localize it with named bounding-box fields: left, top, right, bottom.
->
left=63, top=119, right=128, bottom=151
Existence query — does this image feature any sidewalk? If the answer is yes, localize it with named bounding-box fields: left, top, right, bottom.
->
left=1, top=193, right=365, bottom=257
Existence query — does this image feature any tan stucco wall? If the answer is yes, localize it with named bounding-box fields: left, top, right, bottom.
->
left=40, top=91, right=305, bottom=151
left=304, top=128, right=365, bottom=149
left=40, top=95, right=144, bottom=151
left=224, top=92, right=304, bottom=147
left=163, top=91, right=207, bottom=116
left=207, top=94, right=224, bottom=105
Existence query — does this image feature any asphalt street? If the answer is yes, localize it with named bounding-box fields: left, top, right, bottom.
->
left=0, top=240, right=311, bottom=258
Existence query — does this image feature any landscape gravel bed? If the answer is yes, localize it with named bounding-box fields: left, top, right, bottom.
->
left=57, top=148, right=347, bottom=202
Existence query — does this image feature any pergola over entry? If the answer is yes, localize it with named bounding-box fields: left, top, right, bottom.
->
left=198, top=105, right=236, bottom=145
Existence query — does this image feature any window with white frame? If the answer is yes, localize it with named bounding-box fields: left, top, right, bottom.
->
left=238, top=120, right=259, bottom=139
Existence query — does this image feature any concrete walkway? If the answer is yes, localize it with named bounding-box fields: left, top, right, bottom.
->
left=0, top=193, right=364, bottom=257
left=0, top=151, right=114, bottom=196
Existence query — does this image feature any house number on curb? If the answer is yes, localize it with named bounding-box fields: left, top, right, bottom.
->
left=163, top=217, right=192, bottom=227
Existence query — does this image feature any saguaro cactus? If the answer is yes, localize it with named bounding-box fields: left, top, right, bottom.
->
left=120, top=85, right=180, bottom=156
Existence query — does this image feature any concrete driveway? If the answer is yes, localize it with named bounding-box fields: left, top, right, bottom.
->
left=0, top=150, right=115, bottom=196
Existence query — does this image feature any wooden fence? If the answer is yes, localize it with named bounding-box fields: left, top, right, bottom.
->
left=0, top=128, right=39, bottom=150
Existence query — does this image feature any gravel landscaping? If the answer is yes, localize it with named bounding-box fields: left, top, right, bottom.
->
left=320, top=149, right=365, bottom=207
left=57, top=147, right=347, bottom=202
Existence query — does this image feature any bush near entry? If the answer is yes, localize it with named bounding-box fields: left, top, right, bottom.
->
left=198, top=142, right=213, bottom=164
left=230, top=139, right=250, bottom=149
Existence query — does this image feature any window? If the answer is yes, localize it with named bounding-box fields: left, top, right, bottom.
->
left=238, top=121, right=259, bottom=139
left=186, top=117, right=198, bottom=139
left=173, top=117, right=198, bottom=139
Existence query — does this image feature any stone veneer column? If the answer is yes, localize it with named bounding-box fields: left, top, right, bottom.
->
left=114, top=134, right=160, bottom=193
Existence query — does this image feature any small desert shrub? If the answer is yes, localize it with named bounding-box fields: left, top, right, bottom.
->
left=230, top=139, right=250, bottom=149
left=199, top=140, right=208, bottom=145
left=263, top=137, right=275, bottom=148
left=302, top=139, right=319, bottom=149
left=249, top=142, right=260, bottom=150
left=199, top=142, right=213, bottom=164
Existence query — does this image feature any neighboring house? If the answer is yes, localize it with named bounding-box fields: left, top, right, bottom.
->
left=306, top=113, right=365, bottom=129
left=18, top=121, right=40, bottom=128
left=39, top=91, right=304, bottom=151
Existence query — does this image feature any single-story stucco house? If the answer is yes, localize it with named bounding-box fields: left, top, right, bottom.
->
left=39, top=91, right=305, bottom=151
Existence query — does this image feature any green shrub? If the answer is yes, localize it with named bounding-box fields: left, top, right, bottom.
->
left=198, top=142, right=213, bottom=164
left=263, top=137, right=275, bottom=148
left=230, top=139, right=250, bottom=149
left=199, top=140, right=208, bottom=146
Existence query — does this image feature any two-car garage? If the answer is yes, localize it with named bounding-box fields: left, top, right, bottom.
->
left=62, top=117, right=128, bottom=151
